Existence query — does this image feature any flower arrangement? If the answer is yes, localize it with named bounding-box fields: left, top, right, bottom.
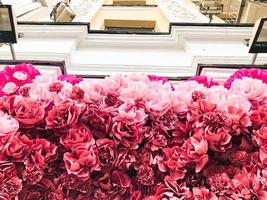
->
left=0, top=64, right=267, bottom=200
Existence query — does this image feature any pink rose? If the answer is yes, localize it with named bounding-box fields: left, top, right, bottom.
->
left=26, top=139, right=57, bottom=168
left=158, top=147, right=187, bottom=180
left=96, top=139, right=117, bottom=172
left=1, top=132, right=32, bottom=162
left=0, top=96, right=45, bottom=128
left=111, top=121, right=142, bottom=149
left=64, top=147, right=100, bottom=180
left=60, top=124, right=95, bottom=149
left=46, top=103, right=81, bottom=130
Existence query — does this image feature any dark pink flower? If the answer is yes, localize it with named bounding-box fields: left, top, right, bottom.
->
left=111, top=121, right=142, bottom=149
left=71, top=86, right=85, bottom=100
left=26, top=139, right=57, bottom=168
left=0, top=96, right=45, bottom=128
left=0, top=176, right=23, bottom=198
left=46, top=103, right=81, bottom=130
left=22, top=164, right=44, bottom=185
left=64, top=147, right=100, bottom=180
left=96, top=138, right=117, bottom=172
left=60, top=124, right=95, bottom=149
left=1, top=132, right=32, bottom=162
left=207, top=172, right=230, bottom=194
left=158, top=146, right=187, bottom=180
left=58, top=75, right=83, bottom=85
left=229, top=150, right=249, bottom=165
left=188, top=76, right=219, bottom=88
left=137, top=164, right=155, bottom=186
left=18, top=178, right=63, bottom=200
left=49, top=82, right=64, bottom=93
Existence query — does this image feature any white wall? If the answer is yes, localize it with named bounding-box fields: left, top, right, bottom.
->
left=0, top=24, right=266, bottom=78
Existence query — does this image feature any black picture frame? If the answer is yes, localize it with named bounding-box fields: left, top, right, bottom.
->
left=249, top=18, right=267, bottom=53
left=0, top=60, right=67, bottom=75
left=0, top=4, right=17, bottom=43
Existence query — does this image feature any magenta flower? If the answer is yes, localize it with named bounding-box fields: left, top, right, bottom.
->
left=58, top=74, right=83, bottom=85
left=2, top=63, right=40, bottom=86
left=188, top=76, right=219, bottom=88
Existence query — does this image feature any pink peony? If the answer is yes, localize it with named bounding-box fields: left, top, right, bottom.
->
left=64, top=147, right=100, bottom=180
left=60, top=124, right=95, bottom=149
left=46, top=103, right=82, bottom=130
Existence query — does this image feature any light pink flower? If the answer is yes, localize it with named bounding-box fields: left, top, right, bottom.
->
left=0, top=111, right=19, bottom=137
left=230, top=77, right=267, bottom=109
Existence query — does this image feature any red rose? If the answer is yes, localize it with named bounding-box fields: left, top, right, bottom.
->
left=26, top=139, right=57, bottom=168
left=111, top=121, right=142, bottom=149
left=71, top=86, right=85, bottom=100
left=49, top=82, right=64, bottom=93
left=46, top=103, right=81, bottom=130
left=96, top=139, right=117, bottom=172
left=89, top=110, right=112, bottom=138
left=1, top=132, right=32, bottom=162
left=64, top=147, right=100, bottom=180
left=60, top=124, right=95, bottom=149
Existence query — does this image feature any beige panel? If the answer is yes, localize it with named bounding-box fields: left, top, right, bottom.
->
left=105, top=19, right=155, bottom=28
left=90, top=7, right=170, bottom=32
left=113, top=0, right=146, bottom=5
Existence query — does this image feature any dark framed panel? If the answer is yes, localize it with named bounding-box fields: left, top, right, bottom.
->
left=249, top=18, right=267, bottom=53
left=0, top=4, right=17, bottom=43
left=0, top=60, right=66, bottom=76
left=196, top=64, right=267, bottom=82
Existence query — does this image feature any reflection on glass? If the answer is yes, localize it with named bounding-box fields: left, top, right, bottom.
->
left=258, top=21, right=267, bottom=42
left=0, top=8, right=11, bottom=31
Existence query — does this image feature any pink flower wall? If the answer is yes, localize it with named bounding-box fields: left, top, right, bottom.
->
left=0, top=64, right=267, bottom=200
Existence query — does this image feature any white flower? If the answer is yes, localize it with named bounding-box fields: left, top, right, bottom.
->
left=2, top=82, right=17, bottom=94
left=13, top=71, right=28, bottom=80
